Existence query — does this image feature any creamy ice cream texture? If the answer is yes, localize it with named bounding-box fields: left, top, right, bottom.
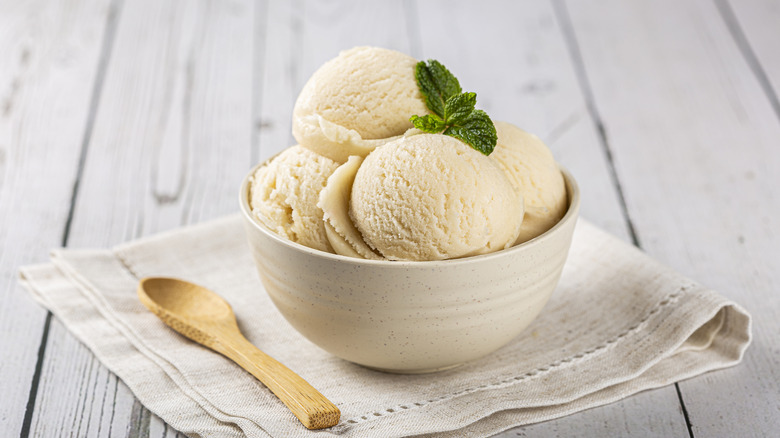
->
left=249, top=146, right=339, bottom=252
left=318, top=155, right=383, bottom=260
left=491, top=121, right=567, bottom=244
left=250, top=46, right=569, bottom=260
left=347, top=134, right=524, bottom=261
left=249, top=127, right=566, bottom=259
left=292, top=46, right=429, bottom=163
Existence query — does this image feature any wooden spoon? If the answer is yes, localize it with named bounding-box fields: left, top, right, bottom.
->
left=137, top=277, right=340, bottom=430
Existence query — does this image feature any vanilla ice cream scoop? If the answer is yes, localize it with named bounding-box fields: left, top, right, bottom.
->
left=491, top=121, right=567, bottom=244
left=249, top=146, right=339, bottom=252
left=318, top=156, right=384, bottom=260
left=292, top=46, right=429, bottom=163
left=350, top=134, right=524, bottom=261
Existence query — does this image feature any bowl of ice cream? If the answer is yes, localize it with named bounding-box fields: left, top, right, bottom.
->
left=239, top=149, right=580, bottom=374
left=238, top=46, right=580, bottom=373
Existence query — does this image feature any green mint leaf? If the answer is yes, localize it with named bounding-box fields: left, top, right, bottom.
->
left=415, top=60, right=462, bottom=117
left=443, top=92, right=476, bottom=125
left=444, top=110, right=497, bottom=155
left=410, top=114, right=446, bottom=133
left=411, top=59, right=497, bottom=155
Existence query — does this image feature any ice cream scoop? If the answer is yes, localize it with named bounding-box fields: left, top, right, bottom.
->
left=350, top=134, right=524, bottom=261
left=490, top=121, right=567, bottom=244
left=318, top=156, right=383, bottom=260
left=292, top=46, right=429, bottom=163
left=249, top=146, right=339, bottom=252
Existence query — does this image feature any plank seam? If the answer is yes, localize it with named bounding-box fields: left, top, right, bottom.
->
left=403, top=0, right=422, bottom=59
left=74, top=354, right=95, bottom=437
left=713, top=0, right=780, bottom=124
left=551, top=0, right=641, bottom=247
left=107, top=377, right=119, bottom=437
left=289, top=0, right=304, bottom=147
left=18, top=312, right=52, bottom=438
left=18, top=0, right=124, bottom=436
left=551, top=1, right=692, bottom=436
left=675, top=382, right=695, bottom=438
left=95, top=370, right=111, bottom=436
left=251, top=0, right=269, bottom=167
left=61, top=0, right=124, bottom=248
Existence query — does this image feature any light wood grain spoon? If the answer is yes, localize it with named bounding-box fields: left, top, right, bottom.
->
left=137, top=277, right=340, bottom=430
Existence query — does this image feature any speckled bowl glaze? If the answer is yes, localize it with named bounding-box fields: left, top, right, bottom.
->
left=240, top=164, right=580, bottom=373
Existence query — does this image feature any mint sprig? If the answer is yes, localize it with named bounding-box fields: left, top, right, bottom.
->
left=410, top=60, right=497, bottom=155
left=414, top=60, right=461, bottom=117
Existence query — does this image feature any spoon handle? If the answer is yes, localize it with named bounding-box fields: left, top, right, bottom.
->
left=215, top=332, right=340, bottom=429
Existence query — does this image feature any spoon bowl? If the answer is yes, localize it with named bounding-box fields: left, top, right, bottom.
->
left=141, top=277, right=233, bottom=320
left=138, top=277, right=340, bottom=430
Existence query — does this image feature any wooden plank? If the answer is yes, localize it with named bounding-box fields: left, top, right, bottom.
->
left=724, top=0, right=780, bottom=120
left=28, top=319, right=128, bottom=437
left=414, top=1, right=688, bottom=436
left=564, top=0, right=780, bottom=436
left=28, top=0, right=255, bottom=436
left=0, top=0, right=113, bottom=435
left=254, top=0, right=297, bottom=163
left=64, top=0, right=254, bottom=243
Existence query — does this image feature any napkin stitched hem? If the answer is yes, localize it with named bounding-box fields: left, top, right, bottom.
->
left=334, top=286, right=689, bottom=429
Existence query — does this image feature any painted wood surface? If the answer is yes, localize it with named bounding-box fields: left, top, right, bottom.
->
left=0, top=0, right=113, bottom=435
left=1, top=0, right=777, bottom=437
left=563, top=0, right=780, bottom=436
left=28, top=0, right=253, bottom=436
left=727, top=0, right=780, bottom=114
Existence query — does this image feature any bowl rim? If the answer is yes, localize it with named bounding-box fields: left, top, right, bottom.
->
left=239, top=159, right=580, bottom=268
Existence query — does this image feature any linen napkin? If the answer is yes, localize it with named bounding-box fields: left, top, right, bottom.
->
left=19, top=215, right=751, bottom=438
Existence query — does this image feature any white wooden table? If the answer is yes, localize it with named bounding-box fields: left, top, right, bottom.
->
left=2, top=0, right=778, bottom=436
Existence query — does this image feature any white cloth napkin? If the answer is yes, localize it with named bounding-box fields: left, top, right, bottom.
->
left=19, top=215, right=751, bottom=438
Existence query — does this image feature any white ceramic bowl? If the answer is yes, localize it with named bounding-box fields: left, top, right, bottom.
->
left=240, top=165, right=580, bottom=373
